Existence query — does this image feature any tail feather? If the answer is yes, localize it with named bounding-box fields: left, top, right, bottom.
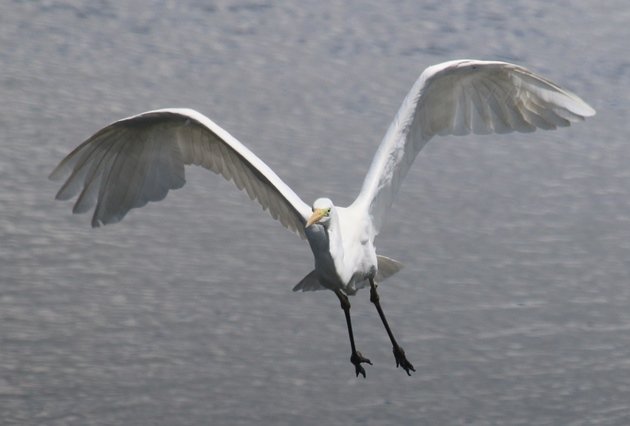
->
left=375, top=255, right=404, bottom=282
left=292, top=255, right=404, bottom=293
left=292, top=270, right=325, bottom=292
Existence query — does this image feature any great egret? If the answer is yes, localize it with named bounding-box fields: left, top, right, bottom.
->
left=50, top=60, right=595, bottom=377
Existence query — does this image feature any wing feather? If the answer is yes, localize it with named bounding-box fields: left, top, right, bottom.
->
left=50, top=108, right=311, bottom=237
left=352, top=59, right=595, bottom=233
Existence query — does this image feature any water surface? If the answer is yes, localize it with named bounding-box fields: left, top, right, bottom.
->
left=2, top=1, right=630, bottom=425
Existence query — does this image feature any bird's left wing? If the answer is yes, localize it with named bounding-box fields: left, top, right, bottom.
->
left=352, top=60, right=595, bottom=233
left=50, top=108, right=312, bottom=238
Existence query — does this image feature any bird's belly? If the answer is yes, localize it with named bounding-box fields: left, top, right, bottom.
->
left=344, top=250, right=377, bottom=294
left=313, top=252, right=345, bottom=291
left=305, top=222, right=376, bottom=294
left=317, top=243, right=377, bottom=294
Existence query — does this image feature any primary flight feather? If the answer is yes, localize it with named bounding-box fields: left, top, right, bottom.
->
left=50, top=59, right=595, bottom=377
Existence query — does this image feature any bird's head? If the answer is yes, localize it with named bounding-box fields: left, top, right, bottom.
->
left=306, top=198, right=334, bottom=228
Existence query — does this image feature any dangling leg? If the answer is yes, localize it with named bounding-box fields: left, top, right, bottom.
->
left=335, top=289, right=371, bottom=378
left=369, top=278, right=415, bottom=376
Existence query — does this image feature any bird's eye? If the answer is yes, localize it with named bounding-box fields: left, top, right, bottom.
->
left=326, top=208, right=331, bottom=215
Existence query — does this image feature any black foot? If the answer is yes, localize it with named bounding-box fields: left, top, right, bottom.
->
left=351, top=351, right=372, bottom=378
left=393, top=345, right=415, bottom=376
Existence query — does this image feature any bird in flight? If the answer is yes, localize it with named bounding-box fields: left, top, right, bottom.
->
left=50, top=60, right=595, bottom=377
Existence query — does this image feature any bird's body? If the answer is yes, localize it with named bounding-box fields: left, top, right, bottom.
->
left=50, top=59, right=595, bottom=377
left=304, top=200, right=377, bottom=294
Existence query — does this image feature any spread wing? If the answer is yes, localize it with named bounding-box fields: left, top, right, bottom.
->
left=352, top=59, right=596, bottom=233
left=50, top=108, right=311, bottom=238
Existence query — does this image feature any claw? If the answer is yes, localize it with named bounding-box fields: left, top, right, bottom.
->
left=393, top=345, right=415, bottom=376
left=351, top=351, right=372, bottom=378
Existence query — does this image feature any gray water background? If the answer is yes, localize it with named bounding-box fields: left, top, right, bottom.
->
left=2, top=0, right=630, bottom=424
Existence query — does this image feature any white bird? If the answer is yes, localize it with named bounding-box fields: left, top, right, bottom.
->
left=50, top=60, right=595, bottom=377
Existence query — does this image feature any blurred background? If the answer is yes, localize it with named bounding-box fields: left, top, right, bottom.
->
left=1, top=0, right=629, bottom=424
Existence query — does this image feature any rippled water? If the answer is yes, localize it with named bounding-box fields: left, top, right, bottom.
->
left=2, top=0, right=630, bottom=425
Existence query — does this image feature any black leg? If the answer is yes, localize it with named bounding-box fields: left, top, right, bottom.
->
left=369, top=278, right=415, bottom=376
left=335, top=289, right=371, bottom=378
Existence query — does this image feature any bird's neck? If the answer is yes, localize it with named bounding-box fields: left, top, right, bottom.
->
left=326, top=213, right=343, bottom=256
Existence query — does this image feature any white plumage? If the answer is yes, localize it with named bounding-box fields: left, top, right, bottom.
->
left=50, top=60, right=595, bottom=377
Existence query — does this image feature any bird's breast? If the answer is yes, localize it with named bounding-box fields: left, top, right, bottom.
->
left=304, top=222, right=377, bottom=293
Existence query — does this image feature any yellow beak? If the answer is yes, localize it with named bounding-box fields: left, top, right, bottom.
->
left=305, top=208, right=327, bottom=228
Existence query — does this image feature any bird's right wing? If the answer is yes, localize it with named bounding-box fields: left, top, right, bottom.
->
left=352, top=60, right=595, bottom=233
left=50, top=108, right=312, bottom=238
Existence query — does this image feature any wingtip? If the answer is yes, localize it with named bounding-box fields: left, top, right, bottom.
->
left=569, top=97, right=596, bottom=118
left=582, top=104, right=597, bottom=118
left=48, top=163, right=67, bottom=182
